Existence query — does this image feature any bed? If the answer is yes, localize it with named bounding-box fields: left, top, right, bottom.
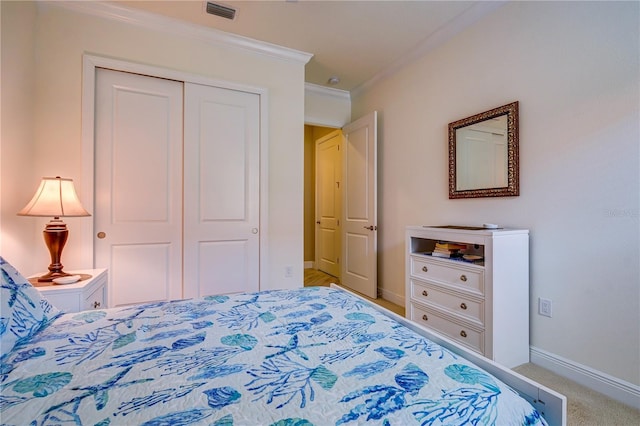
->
left=0, top=257, right=566, bottom=425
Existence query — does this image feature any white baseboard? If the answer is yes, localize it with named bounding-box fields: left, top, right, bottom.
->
left=378, top=287, right=404, bottom=307
left=304, top=261, right=314, bottom=269
left=530, top=346, right=640, bottom=410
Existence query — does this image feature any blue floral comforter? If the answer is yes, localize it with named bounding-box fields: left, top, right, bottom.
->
left=0, top=287, right=546, bottom=425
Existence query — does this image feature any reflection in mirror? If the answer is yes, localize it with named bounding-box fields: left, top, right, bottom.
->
left=449, top=102, right=519, bottom=198
left=456, top=115, right=507, bottom=190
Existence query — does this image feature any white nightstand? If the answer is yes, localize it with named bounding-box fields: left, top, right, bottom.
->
left=29, top=269, right=108, bottom=313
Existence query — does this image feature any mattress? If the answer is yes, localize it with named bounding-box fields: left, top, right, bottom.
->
left=0, top=286, right=546, bottom=425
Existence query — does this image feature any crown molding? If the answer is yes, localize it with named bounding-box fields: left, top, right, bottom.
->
left=39, top=1, right=313, bottom=65
left=305, top=82, right=350, bottom=101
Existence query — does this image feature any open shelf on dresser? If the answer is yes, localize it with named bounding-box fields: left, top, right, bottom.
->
left=409, top=236, right=485, bottom=266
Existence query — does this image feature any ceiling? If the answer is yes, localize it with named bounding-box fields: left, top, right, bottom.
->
left=113, top=0, right=504, bottom=92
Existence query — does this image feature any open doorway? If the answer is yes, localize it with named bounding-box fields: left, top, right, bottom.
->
left=304, top=112, right=379, bottom=300
left=304, top=87, right=379, bottom=296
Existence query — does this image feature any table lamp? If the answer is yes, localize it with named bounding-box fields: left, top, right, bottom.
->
left=18, top=176, right=90, bottom=282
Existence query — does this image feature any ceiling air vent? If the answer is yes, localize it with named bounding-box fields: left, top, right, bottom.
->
left=206, top=2, right=236, bottom=20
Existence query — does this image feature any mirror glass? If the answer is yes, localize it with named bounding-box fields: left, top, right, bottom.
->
left=448, top=102, right=519, bottom=198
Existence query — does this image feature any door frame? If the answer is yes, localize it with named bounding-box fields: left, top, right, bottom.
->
left=80, top=54, right=270, bottom=286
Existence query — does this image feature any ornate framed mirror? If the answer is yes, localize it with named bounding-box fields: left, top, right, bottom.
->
left=448, top=101, right=519, bottom=199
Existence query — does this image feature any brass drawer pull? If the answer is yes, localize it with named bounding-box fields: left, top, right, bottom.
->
left=460, top=330, right=467, bottom=338
left=460, top=302, right=467, bottom=310
left=422, top=290, right=428, bottom=297
left=422, top=314, right=428, bottom=321
left=460, top=274, right=467, bottom=282
left=422, top=266, right=428, bottom=272
left=93, top=301, right=101, bottom=309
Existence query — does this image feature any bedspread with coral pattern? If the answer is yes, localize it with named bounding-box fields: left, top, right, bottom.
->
left=0, top=286, right=547, bottom=425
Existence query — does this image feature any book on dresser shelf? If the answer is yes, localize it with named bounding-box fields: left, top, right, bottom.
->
left=430, top=249, right=452, bottom=258
left=431, top=241, right=467, bottom=258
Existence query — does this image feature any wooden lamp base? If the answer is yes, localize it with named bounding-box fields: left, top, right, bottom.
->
left=37, top=218, right=70, bottom=282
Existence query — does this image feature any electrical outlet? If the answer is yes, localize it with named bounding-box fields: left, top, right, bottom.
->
left=539, top=297, right=552, bottom=317
left=284, top=265, right=293, bottom=278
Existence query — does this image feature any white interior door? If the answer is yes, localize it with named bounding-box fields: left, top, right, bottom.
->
left=315, top=130, right=342, bottom=278
left=94, top=68, right=184, bottom=307
left=183, top=83, right=260, bottom=298
left=341, top=112, right=377, bottom=298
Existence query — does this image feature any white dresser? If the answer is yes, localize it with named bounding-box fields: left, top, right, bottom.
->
left=405, top=226, right=529, bottom=368
left=31, top=269, right=108, bottom=313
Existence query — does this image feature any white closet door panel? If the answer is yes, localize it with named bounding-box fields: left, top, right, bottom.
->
left=111, top=89, right=172, bottom=222
left=197, top=240, right=252, bottom=295
left=94, top=68, right=184, bottom=307
left=111, top=243, right=174, bottom=306
left=183, top=83, right=260, bottom=298
left=199, top=101, right=247, bottom=220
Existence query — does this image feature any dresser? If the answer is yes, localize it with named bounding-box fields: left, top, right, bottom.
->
left=30, top=269, right=108, bottom=313
left=405, top=226, right=529, bottom=368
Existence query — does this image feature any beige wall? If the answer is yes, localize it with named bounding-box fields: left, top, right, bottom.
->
left=1, top=2, right=306, bottom=288
left=0, top=1, right=38, bottom=274
left=353, top=1, right=639, bottom=386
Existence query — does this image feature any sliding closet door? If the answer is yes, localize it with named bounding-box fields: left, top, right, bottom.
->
left=94, top=68, right=184, bottom=307
left=183, top=83, right=260, bottom=297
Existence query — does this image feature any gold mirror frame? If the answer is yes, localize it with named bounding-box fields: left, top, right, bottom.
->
left=448, top=101, right=519, bottom=199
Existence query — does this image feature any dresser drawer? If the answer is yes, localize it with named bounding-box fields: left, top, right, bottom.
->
left=83, top=285, right=106, bottom=310
left=411, top=256, right=484, bottom=295
left=410, top=303, right=484, bottom=354
left=411, top=280, right=484, bottom=326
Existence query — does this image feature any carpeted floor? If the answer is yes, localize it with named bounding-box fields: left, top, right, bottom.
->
left=304, top=268, right=640, bottom=425
left=514, top=363, right=640, bottom=426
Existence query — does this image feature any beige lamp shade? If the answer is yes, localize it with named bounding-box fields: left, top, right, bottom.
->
left=18, top=177, right=90, bottom=218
